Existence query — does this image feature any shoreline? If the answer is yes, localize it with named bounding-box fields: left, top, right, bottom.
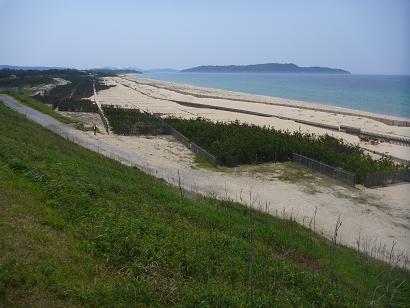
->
left=128, top=74, right=410, bottom=126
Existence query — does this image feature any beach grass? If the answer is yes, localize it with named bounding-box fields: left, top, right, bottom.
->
left=0, top=102, right=409, bottom=306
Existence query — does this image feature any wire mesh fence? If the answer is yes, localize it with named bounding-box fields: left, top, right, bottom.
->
left=51, top=124, right=410, bottom=188
left=292, top=153, right=356, bottom=186
left=97, top=108, right=110, bottom=134
left=362, top=169, right=410, bottom=188
left=163, top=123, right=219, bottom=166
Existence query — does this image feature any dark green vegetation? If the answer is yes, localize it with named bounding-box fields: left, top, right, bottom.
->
left=182, top=63, right=350, bottom=74
left=0, top=69, right=116, bottom=113
left=33, top=75, right=95, bottom=109
left=1, top=101, right=409, bottom=306
left=0, top=68, right=86, bottom=79
left=0, top=67, right=139, bottom=78
left=166, top=118, right=403, bottom=182
left=37, top=77, right=113, bottom=112
left=95, top=80, right=114, bottom=92
left=57, top=100, right=98, bottom=113
left=102, top=105, right=164, bottom=135
left=0, top=69, right=86, bottom=89
left=94, top=105, right=404, bottom=183
left=0, top=75, right=54, bottom=88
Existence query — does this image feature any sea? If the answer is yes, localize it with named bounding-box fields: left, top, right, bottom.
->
left=138, top=73, right=410, bottom=118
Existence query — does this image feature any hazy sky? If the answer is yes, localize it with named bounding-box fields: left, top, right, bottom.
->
left=0, top=0, right=409, bottom=74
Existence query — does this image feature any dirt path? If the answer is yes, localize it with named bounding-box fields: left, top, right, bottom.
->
left=1, top=94, right=409, bottom=266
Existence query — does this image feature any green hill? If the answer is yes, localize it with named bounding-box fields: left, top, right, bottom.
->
left=0, top=101, right=408, bottom=306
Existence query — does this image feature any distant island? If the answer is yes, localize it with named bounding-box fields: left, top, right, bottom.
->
left=181, top=63, right=350, bottom=74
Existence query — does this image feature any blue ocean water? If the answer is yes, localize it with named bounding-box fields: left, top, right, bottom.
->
left=139, top=73, right=410, bottom=118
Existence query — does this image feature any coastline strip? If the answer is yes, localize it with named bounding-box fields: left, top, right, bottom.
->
left=125, top=76, right=410, bottom=127
left=115, top=78, right=410, bottom=146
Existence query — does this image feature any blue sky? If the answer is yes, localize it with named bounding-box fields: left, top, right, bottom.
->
left=0, top=0, right=409, bottom=74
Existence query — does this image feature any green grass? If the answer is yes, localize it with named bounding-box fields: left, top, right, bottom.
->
left=2, top=91, right=76, bottom=124
left=0, top=102, right=409, bottom=306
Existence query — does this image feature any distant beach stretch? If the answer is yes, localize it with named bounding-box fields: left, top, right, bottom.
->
left=139, top=72, right=410, bottom=118
left=96, top=74, right=410, bottom=163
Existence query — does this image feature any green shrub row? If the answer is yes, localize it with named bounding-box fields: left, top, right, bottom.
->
left=165, top=117, right=403, bottom=182
left=95, top=80, right=114, bottom=92
left=58, top=99, right=98, bottom=113
left=102, top=105, right=164, bottom=135
left=0, top=76, right=54, bottom=88
left=71, top=78, right=94, bottom=100
left=35, top=76, right=94, bottom=108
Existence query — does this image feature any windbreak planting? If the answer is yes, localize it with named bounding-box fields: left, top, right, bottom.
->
left=70, top=78, right=94, bottom=100
left=102, top=105, right=166, bottom=135
left=88, top=104, right=404, bottom=183
left=33, top=76, right=93, bottom=108
left=166, top=117, right=403, bottom=182
left=95, top=80, right=114, bottom=91
left=1, top=70, right=118, bottom=115
left=0, top=76, right=54, bottom=88
left=57, top=99, right=98, bottom=113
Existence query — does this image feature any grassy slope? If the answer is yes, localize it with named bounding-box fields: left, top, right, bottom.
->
left=0, top=102, right=409, bottom=306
